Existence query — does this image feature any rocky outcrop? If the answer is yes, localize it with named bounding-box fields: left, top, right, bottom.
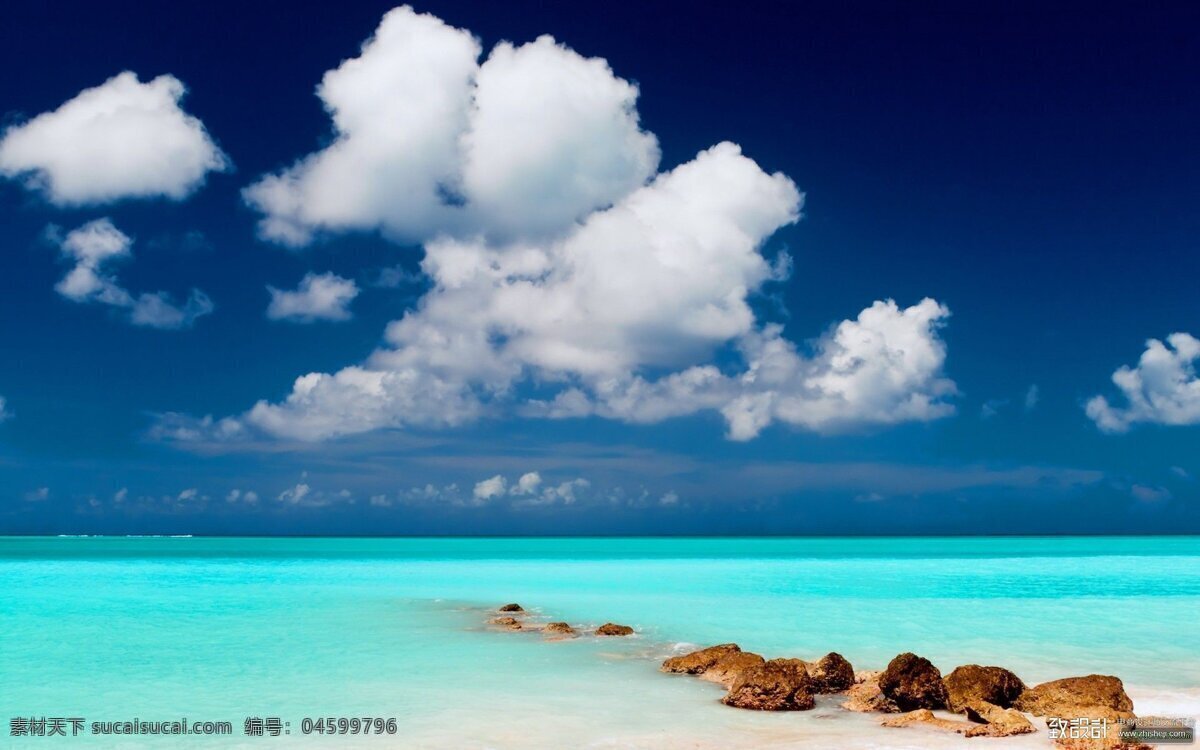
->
left=842, top=670, right=899, bottom=713
left=722, top=658, right=815, bottom=711
left=498, top=603, right=524, bottom=612
left=701, top=651, right=767, bottom=689
left=595, top=622, right=634, bottom=636
left=489, top=616, right=522, bottom=629
left=1014, top=675, right=1134, bottom=720
left=881, top=709, right=973, bottom=734
left=944, top=664, right=1026, bottom=713
left=543, top=622, right=576, bottom=636
left=661, top=644, right=743, bottom=674
left=963, top=701, right=1037, bottom=737
left=807, top=652, right=855, bottom=693
left=879, top=653, right=949, bottom=711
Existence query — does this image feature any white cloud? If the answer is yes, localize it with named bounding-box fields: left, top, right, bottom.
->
left=1171, top=466, right=1192, bottom=481
left=52, top=219, right=214, bottom=329
left=267, top=272, right=360, bottom=322
left=161, top=8, right=956, bottom=445
left=472, top=474, right=507, bottom=501
left=277, top=483, right=310, bottom=505
left=24, top=487, right=50, bottom=502
left=1086, top=333, right=1200, bottom=432
left=0, top=395, right=9, bottom=422
left=465, top=472, right=591, bottom=507
left=1024, top=384, right=1040, bottom=411
left=242, top=6, right=657, bottom=246
left=459, top=35, right=659, bottom=240
left=113, top=488, right=128, bottom=503
left=566, top=298, right=954, bottom=441
left=0, top=71, right=228, bottom=205
left=510, top=471, right=542, bottom=496
left=226, top=489, right=259, bottom=504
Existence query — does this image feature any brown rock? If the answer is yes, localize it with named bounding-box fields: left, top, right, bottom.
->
left=722, top=658, right=815, bottom=711
left=963, top=701, right=1037, bottom=737
left=1014, top=675, right=1134, bottom=720
left=841, top=670, right=900, bottom=713
left=807, top=652, right=855, bottom=693
left=543, top=622, right=576, bottom=636
left=595, top=622, right=634, bottom=636
left=944, top=664, right=1027, bottom=713
left=489, top=616, right=522, bottom=629
left=497, top=603, right=524, bottom=612
left=879, top=653, right=949, bottom=711
left=881, top=709, right=973, bottom=734
left=661, top=644, right=743, bottom=674
left=701, top=651, right=767, bottom=689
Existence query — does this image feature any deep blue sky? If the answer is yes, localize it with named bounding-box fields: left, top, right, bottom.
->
left=1, top=0, right=1198, bottom=534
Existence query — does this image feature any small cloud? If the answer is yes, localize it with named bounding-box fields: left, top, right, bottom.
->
left=267, top=272, right=359, bottom=323
left=374, top=264, right=426, bottom=289
left=510, top=471, right=542, bottom=496
left=113, top=487, right=128, bottom=503
left=0, top=395, right=10, bottom=422
left=225, top=489, right=259, bottom=504
left=473, top=474, right=507, bottom=501
left=1087, top=333, right=1200, bottom=432
left=1023, top=384, right=1040, bottom=412
left=51, top=218, right=213, bottom=330
left=276, top=481, right=352, bottom=508
left=177, top=488, right=202, bottom=502
left=1171, top=466, right=1192, bottom=481
left=278, top=483, right=311, bottom=505
left=659, top=490, right=679, bottom=506
left=854, top=492, right=886, bottom=503
left=1130, top=484, right=1171, bottom=503
left=24, top=487, right=50, bottom=502
left=0, top=71, right=229, bottom=205
left=980, top=399, right=1007, bottom=419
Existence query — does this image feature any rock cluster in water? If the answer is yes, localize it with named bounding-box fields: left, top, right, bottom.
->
left=487, top=605, right=1148, bottom=748
left=485, top=604, right=632, bottom=640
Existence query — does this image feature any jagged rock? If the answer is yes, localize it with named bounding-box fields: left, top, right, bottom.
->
left=701, top=651, right=767, bottom=689
left=879, top=653, right=949, bottom=710
left=1015, top=675, right=1134, bottom=720
left=842, top=670, right=899, bottom=713
left=722, top=658, right=815, bottom=711
left=489, top=616, right=522, bottom=629
left=944, top=664, right=1026, bottom=713
left=881, top=709, right=973, bottom=733
left=595, top=622, right=634, bottom=636
left=661, top=644, right=743, bottom=674
left=963, top=701, right=1037, bottom=737
left=807, top=652, right=855, bottom=693
left=497, top=603, right=524, bottom=612
left=543, top=622, right=576, bottom=636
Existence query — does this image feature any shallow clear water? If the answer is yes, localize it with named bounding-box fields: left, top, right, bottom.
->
left=2, top=536, right=1198, bottom=748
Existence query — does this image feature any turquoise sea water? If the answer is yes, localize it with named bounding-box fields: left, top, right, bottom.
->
left=2, top=536, right=1198, bottom=749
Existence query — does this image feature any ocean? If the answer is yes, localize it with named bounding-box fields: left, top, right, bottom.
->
left=2, top=536, right=1198, bottom=748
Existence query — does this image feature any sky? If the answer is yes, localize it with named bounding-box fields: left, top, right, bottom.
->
left=1, top=0, right=1198, bottom=535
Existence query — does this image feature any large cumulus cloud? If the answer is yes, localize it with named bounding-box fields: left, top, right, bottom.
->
left=243, top=6, right=658, bottom=246
left=164, top=6, right=957, bottom=444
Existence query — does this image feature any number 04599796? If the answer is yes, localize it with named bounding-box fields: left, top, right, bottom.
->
left=300, top=717, right=398, bottom=734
